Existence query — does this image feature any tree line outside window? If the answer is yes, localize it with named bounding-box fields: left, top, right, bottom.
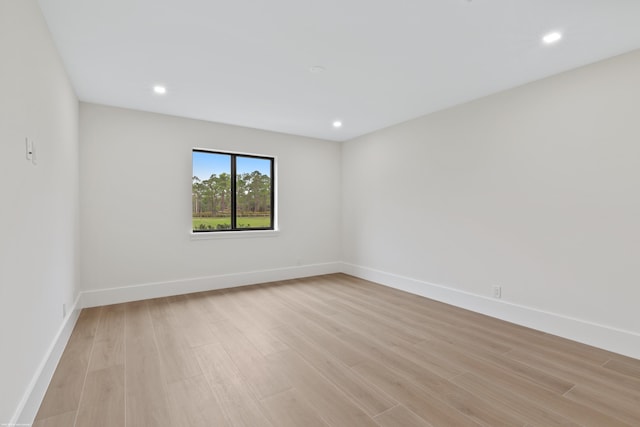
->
left=192, top=150, right=274, bottom=232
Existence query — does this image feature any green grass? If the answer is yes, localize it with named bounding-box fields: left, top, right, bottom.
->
left=193, top=216, right=271, bottom=230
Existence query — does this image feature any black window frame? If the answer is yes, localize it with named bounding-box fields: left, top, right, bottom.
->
left=192, top=149, right=275, bottom=233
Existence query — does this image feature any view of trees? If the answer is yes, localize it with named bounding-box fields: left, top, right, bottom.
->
left=192, top=171, right=272, bottom=218
left=192, top=150, right=273, bottom=231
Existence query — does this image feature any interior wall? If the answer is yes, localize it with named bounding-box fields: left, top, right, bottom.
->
left=79, top=103, right=341, bottom=295
left=0, top=0, right=79, bottom=423
left=342, top=50, right=640, bottom=346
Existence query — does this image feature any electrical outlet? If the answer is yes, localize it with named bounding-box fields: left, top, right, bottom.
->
left=492, top=285, right=502, bottom=299
left=25, top=138, right=37, bottom=165
left=26, top=138, right=33, bottom=160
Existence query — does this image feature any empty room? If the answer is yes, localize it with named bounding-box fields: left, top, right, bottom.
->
left=2, top=0, right=640, bottom=426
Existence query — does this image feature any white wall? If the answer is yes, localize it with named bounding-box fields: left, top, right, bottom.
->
left=0, top=0, right=79, bottom=423
left=342, top=49, right=640, bottom=357
left=79, top=103, right=341, bottom=302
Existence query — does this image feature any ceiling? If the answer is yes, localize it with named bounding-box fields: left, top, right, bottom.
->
left=37, top=0, right=640, bottom=142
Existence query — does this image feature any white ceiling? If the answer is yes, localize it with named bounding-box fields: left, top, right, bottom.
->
left=38, top=0, right=640, bottom=141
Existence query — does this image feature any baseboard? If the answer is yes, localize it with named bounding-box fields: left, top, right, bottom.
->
left=341, top=262, right=640, bottom=360
left=80, top=262, right=342, bottom=308
left=12, top=294, right=82, bottom=426
left=15, top=261, right=637, bottom=426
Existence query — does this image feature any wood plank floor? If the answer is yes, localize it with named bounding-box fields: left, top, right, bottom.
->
left=34, top=273, right=640, bottom=426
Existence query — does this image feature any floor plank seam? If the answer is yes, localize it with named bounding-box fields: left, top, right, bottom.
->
left=371, top=403, right=400, bottom=419
left=287, top=346, right=385, bottom=423
left=146, top=300, right=178, bottom=426
left=73, top=308, right=101, bottom=427
left=561, top=384, right=577, bottom=397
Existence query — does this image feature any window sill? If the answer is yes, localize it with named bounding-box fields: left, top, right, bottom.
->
left=190, top=229, right=280, bottom=240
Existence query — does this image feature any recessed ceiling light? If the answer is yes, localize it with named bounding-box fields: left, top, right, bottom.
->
left=542, top=32, right=562, bottom=45
left=153, top=85, right=167, bottom=94
left=333, top=120, right=342, bottom=128
left=310, top=65, right=326, bottom=73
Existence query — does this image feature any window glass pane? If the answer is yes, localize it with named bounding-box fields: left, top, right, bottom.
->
left=236, top=156, right=272, bottom=229
left=192, top=152, right=232, bottom=231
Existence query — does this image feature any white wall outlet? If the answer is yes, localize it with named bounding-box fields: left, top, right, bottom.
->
left=492, top=285, right=502, bottom=299
left=26, top=138, right=33, bottom=160
left=25, top=138, right=37, bottom=165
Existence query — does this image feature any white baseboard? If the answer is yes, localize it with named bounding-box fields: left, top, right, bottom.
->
left=341, top=262, right=640, bottom=360
left=80, top=262, right=342, bottom=308
left=15, top=261, right=638, bottom=426
left=12, top=294, right=82, bottom=426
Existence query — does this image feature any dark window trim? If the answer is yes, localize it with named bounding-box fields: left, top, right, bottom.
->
left=192, top=149, right=275, bottom=233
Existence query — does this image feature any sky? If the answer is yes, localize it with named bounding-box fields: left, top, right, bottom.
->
left=192, top=151, right=271, bottom=181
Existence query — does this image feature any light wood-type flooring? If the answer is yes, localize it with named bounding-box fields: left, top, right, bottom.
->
left=34, top=273, right=640, bottom=426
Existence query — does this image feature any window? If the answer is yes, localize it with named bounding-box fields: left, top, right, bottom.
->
left=192, top=150, right=275, bottom=232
